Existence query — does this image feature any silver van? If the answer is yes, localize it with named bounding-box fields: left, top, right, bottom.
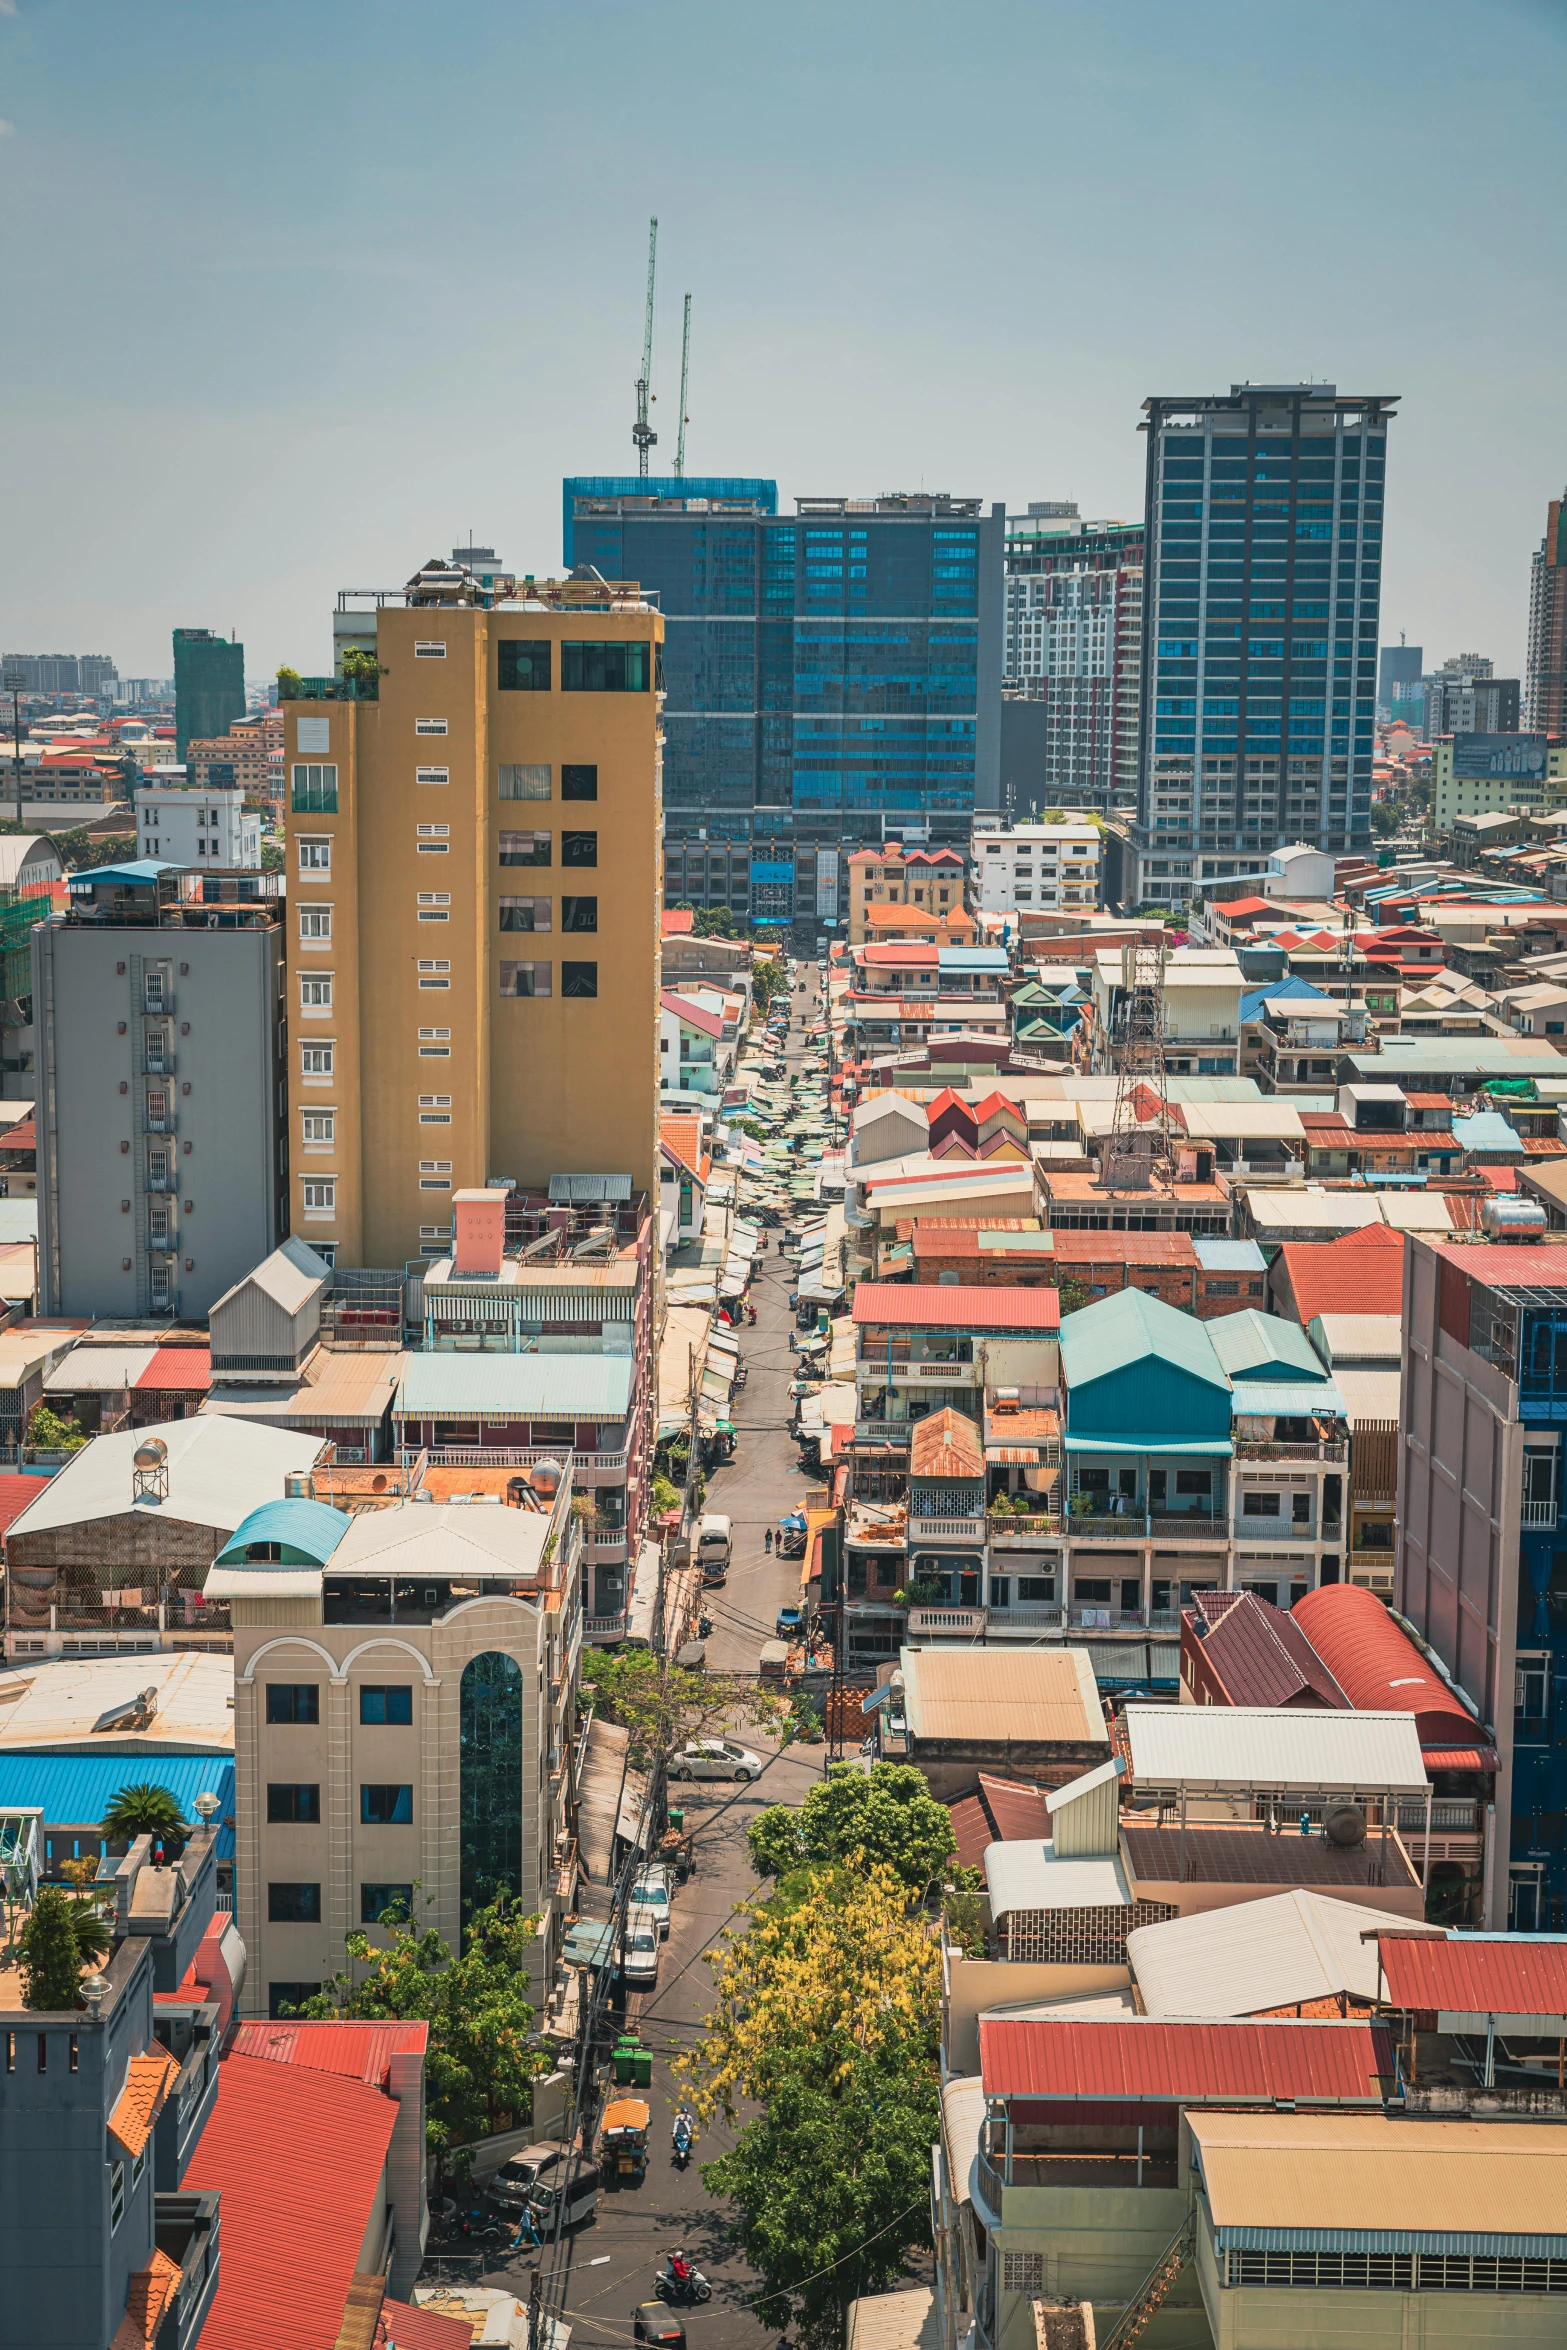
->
left=530, top=2157, right=602, bottom=2230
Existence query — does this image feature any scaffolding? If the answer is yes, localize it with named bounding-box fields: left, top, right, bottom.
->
left=1102, top=937, right=1175, bottom=1194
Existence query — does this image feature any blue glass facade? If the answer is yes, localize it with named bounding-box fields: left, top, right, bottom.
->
left=563, top=486, right=1003, bottom=933
left=562, top=477, right=778, bottom=567
left=1131, top=386, right=1396, bottom=905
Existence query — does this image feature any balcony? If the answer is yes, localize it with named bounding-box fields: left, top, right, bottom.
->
left=1233, top=1434, right=1346, bottom=1462
left=1065, top=1509, right=1224, bottom=1543
left=988, top=1511, right=1061, bottom=1544
left=583, top=1611, right=630, bottom=1643
left=286, top=674, right=379, bottom=701
left=154, top=2191, right=222, bottom=2350
left=908, top=1514, right=988, bottom=1542
left=906, top=1605, right=987, bottom=1638
left=1521, top=1498, right=1557, bottom=1530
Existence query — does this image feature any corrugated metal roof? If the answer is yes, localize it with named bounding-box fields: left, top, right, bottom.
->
left=1059, top=1287, right=1230, bottom=1393
left=5, top=1417, right=325, bottom=1541
left=395, top=1353, right=633, bottom=1417
left=852, top=1283, right=1059, bottom=1331
left=901, top=1646, right=1105, bottom=1748
left=44, top=1347, right=159, bottom=1392
left=1192, top=1238, right=1268, bottom=1273
left=135, top=1345, right=212, bottom=1393
left=1376, top=1933, right=1567, bottom=2019
left=1208, top=1309, right=1328, bottom=1384
left=1228, top=1378, right=1347, bottom=1417
left=326, top=1500, right=552, bottom=1580
left=1188, top=2110, right=1567, bottom=2250
left=1311, top=1312, right=1402, bottom=1364
left=984, top=1845, right=1129, bottom=1915
left=1186, top=1590, right=1350, bottom=1712
left=910, top=1407, right=985, bottom=1480
left=1290, top=1584, right=1479, bottom=1747
left=208, top=1236, right=330, bottom=1321
left=1123, top=1703, right=1429, bottom=1793
left=0, top=1754, right=235, bottom=1857
left=979, top=2015, right=1391, bottom=2104
left=1127, top=1889, right=1413, bottom=2019
left=230, top=2019, right=428, bottom=2083
left=180, top=2054, right=401, bottom=2350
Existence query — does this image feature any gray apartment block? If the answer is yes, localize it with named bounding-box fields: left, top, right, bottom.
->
left=34, top=871, right=286, bottom=1322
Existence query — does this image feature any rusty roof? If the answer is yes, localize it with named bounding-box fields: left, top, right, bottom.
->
left=902, top=1647, right=1105, bottom=1748
left=1375, top=1932, right=1567, bottom=2019
left=1290, top=1583, right=1480, bottom=1748
left=909, top=1406, right=985, bottom=1481
left=947, top=1773, right=1053, bottom=1869
left=979, top=2015, right=1392, bottom=2104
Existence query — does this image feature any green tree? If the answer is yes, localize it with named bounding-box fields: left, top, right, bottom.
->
left=260, top=839, right=285, bottom=871
left=290, top=1889, right=546, bottom=2154
left=275, top=666, right=302, bottom=698
left=101, top=1782, right=186, bottom=1848
left=25, top=1402, right=86, bottom=1454
left=583, top=1648, right=786, bottom=1764
left=54, top=833, right=137, bottom=875
left=339, top=648, right=383, bottom=689
left=693, top=905, right=739, bottom=939
left=16, top=1885, right=84, bottom=2009
left=746, top=1760, right=955, bottom=1892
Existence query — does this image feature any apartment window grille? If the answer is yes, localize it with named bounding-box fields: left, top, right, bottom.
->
left=416, top=892, right=451, bottom=922
left=419, top=1159, right=453, bottom=1175
left=291, top=764, right=338, bottom=813
left=500, top=961, right=552, bottom=998
left=498, top=640, right=551, bottom=691
left=416, top=766, right=449, bottom=786
left=499, top=829, right=550, bottom=866
left=414, top=641, right=447, bottom=659
left=298, top=837, right=331, bottom=872
left=150, top=1265, right=171, bottom=1308
left=499, top=763, right=551, bottom=799
left=302, top=1180, right=336, bottom=1211
left=144, top=970, right=166, bottom=1012
left=417, top=960, right=451, bottom=989
left=415, top=718, right=448, bottom=737
left=1002, top=2256, right=1044, bottom=2295
left=499, top=896, right=551, bottom=933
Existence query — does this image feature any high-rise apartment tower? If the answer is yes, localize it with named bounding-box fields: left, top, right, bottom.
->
left=1002, top=506, right=1143, bottom=814
left=1127, top=384, right=1394, bottom=908
left=280, top=561, right=664, bottom=1270
left=173, top=627, right=245, bottom=762
left=1527, top=491, right=1567, bottom=737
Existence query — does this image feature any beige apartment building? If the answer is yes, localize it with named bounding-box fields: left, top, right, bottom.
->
left=282, top=572, right=664, bottom=1268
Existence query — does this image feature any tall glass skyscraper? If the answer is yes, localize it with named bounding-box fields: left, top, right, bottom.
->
left=563, top=483, right=1003, bottom=938
left=1127, top=384, right=1395, bottom=908
left=173, top=626, right=245, bottom=762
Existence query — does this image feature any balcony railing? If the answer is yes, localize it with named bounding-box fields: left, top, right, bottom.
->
left=908, top=1515, right=988, bottom=1540
left=1066, top=1509, right=1224, bottom=1540
left=906, top=1605, right=987, bottom=1636
left=285, top=675, right=379, bottom=701
left=1233, top=1436, right=1346, bottom=1461
left=583, top=1612, right=629, bottom=1641
left=988, top=1512, right=1061, bottom=1541
left=1521, top=1498, right=1557, bottom=1529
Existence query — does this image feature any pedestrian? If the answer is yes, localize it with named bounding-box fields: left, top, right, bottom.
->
left=765, top=1527, right=773, bottom=1554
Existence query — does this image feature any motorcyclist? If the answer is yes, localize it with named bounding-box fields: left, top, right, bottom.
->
left=665, top=2250, right=694, bottom=2290
left=672, top=2108, right=695, bottom=2155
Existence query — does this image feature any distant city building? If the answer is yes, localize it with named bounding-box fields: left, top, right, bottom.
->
left=1430, top=731, right=1567, bottom=828
left=173, top=627, right=245, bottom=761
left=136, top=776, right=261, bottom=867
left=187, top=709, right=285, bottom=811
left=1423, top=658, right=1518, bottom=740
left=1126, top=383, right=1392, bottom=910
left=34, top=862, right=287, bottom=1320
left=1527, top=487, right=1567, bottom=735
left=846, top=842, right=967, bottom=945
left=973, top=818, right=1101, bottom=916
left=0, top=652, right=117, bottom=698
left=566, top=483, right=1003, bottom=941
left=1002, top=506, right=1143, bottom=815
left=1377, top=637, right=1423, bottom=722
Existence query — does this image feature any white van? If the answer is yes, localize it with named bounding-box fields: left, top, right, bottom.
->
left=697, top=1514, right=732, bottom=1583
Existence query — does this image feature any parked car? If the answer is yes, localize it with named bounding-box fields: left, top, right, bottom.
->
left=668, top=1738, right=763, bottom=1782
left=633, top=2306, right=685, bottom=2349
left=488, top=2143, right=574, bottom=2212
left=632, top=1864, right=673, bottom=1939
left=620, top=1915, right=660, bottom=1985
left=775, top=1604, right=805, bottom=1640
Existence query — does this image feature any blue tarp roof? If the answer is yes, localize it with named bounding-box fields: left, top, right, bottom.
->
left=216, top=1498, right=353, bottom=1566
left=1239, top=975, right=1333, bottom=1025
left=67, top=859, right=180, bottom=889
left=0, top=1755, right=235, bottom=1859
left=939, top=947, right=1009, bottom=972
left=1452, top=1112, right=1525, bottom=1155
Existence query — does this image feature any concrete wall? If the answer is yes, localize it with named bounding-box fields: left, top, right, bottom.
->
left=35, top=917, right=284, bottom=1321
left=943, top=1954, right=1130, bottom=2074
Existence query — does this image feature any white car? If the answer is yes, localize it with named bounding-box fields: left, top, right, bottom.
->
left=632, top=1865, right=673, bottom=1938
left=619, top=1917, right=660, bottom=1986
left=668, top=1738, right=763, bottom=1783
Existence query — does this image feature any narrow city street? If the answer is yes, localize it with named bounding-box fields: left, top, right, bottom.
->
left=462, top=959, right=835, bottom=2349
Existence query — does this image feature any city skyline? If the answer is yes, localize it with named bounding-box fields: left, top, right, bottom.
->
left=0, top=0, right=1562, bottom=676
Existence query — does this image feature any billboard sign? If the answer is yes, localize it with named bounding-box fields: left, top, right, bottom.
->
left=1452, top=732, right=1547, bottom=781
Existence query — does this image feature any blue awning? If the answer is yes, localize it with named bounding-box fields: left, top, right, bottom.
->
left=1064, top=1436, right=1234, bottom=1457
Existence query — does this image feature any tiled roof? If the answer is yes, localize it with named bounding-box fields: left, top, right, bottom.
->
left=109, top=2249, right=183, bottom=2350
left=181, top=2053, right=400, bottom=2350
left=229, top=2019, right=429, bottom=2087
left=1184, top=1589, right=1350, bottom=1712
left=108, top=2044, right=181, bottom=2156
left=1275, top=1227, right=1406, bottom=1323
left=135, top=1344, right=212, bottom=1393
left=660, top=1116, right=705, bottom=1180
left=947, top=1772, right=1051, bottom=1870
left=910, top=1406, right=985, bottom=1481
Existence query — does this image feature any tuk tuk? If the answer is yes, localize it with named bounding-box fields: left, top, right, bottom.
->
left=601, top=2096, right=650, bottom=2181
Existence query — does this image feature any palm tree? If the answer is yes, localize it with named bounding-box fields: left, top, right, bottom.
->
left=101, top=1783, right=186, bottom=1851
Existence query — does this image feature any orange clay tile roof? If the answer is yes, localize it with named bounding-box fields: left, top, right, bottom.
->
left=109, top=2249, right=183, bottom=2350
left=910, top=1405, right=986, bottom=1481
left=108, top=2043, right=181, bottom=2157
left=660, top=1116, right=706, bottom=1180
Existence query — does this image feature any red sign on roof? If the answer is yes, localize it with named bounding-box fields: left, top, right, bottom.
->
left=979, top=2016, right=1392, bottom=2105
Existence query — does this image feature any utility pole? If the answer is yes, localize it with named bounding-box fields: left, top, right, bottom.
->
left=633, top=217, right=659, bottom=477
left=674, top=294, right=692, bottom=479
left=3, top=668, right=24, bottom=827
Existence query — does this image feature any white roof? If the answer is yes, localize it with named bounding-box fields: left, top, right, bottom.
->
left=325, top=1499, right=553, bottom=1581
left=0, top=1650, right=233, bottom=1753
left=1378, top=1193, right=1454, bottom=1232
left=4, top=1418, right=326, bottom=1540
left=1241, top=1192, right=1384, bottom=1235
left=0, top=836, right=59, bottom=887
left=1123, top=1704, right=1429, bottom=1794
left=982, top=1840, right=1131, bottom=1916
left=1126, top=1889, right=1422, bottom=2019
left=44, top=1346, right=159, bottom=1392
left=1332, top=1365, right=1402, bottom=1424
left=1177, top=1101, right=1307, bottom=1142
left=1312, top=1313, right=1402, bottom=1365
left=940, top=2076, right=986, bottom=2211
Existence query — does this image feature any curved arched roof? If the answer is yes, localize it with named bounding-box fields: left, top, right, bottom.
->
left=215, top=1498, right=353, bottom=1567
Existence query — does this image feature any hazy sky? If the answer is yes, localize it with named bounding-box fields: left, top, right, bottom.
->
left=2, top=0, right=1563, bottom=680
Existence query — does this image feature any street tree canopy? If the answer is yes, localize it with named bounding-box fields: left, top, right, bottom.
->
left=746, top=1759, right=955, bottom=1891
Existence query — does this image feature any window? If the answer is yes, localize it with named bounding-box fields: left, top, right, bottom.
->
left=266, top=1683, right=320, bottom=1725
left=299, top=906, right=331, bottom=941
left=498, top=640, right=552, bottom=691
left=418, top=959, right=451, bottom=988
left=499, top=896, right=550, bottom=932
left=360, top=1685, right=414, bottom=1725
left=562, top=764, right=598, bottom=800
left=361, top=1884, right=414, bottom=1924
left=560, top=896, right=598, bottom=932
left=561, top=830, right=598, bottom=868
left=292, top=763, right=338, bottom=813
left=302, top=1179, right=336, bottom=1212
left=361, top=1783, right=414, bottom=1825
left=301, top=1111, right=334, bottom=1145
left=416, top=765, right=450, bottom=786
left=268, top=1982, right=322, bottom=2020
left=563, top=961, right=598, bottom=999
left=500, top=961, right=552, bottom=997
left=499, top=763, right=551, bottom=799
left=268, top=1882, right=321, bottom=1923
left=419, top=1027, right=452, bottom=1055
left=300, top=975, right=333, bottom=1010
left=1242, top=1491, right=1281, bottom=1517
left=417, top=892, right=451, bottom=921
left=301, top=1043, right=334, bottom=1078
left=499, top=829, right=550, bottom=866
left=109, top=2159, right=125, bottom=2233
left=415, top=718, right=448, bottom=737
left=266, top=1783, right=321, bottom=1824
left=561, top=640, right=649, bottom=692
left=419, top=1158, right=453, bottom=1185
left=414, top=641, right=447, bottom=659
left=298, top=837, right=331, bottom=873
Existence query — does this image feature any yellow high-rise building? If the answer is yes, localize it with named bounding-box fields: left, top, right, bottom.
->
left=281, top=569, right=663, bottom=1267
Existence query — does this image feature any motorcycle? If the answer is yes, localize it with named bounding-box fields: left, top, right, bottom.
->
left=697, top=1614, right=713, bottom=1640
left=672, top=2111, right=696, bottom=2171
left=656, top=2258, right=712, bottom=2306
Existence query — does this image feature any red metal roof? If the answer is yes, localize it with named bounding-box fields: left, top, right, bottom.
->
left=0, top=1471, right=50, bottom=1545
left=1376, top=1934, right=1567, bottom=2018
left=979, top=2016, right=1392, bottom=2104
left=379, top=2301, right=475, bottom=2350
left=181, top=2054, right=400, bottom=2350
left=1276, top=1227, right=1406, bottom=1323
left=1184, top=1588, right=1350, bottom=1712
left=852, top=1282, right=1060, bottom=1331
left=948, top=1774, right=1053, bottom=1870
left=135, top=1345, right=212, bottom=1393
left=1291, top=1583, right=1481, bottom=1748
left=230, top=2019, right=429, bottom=2085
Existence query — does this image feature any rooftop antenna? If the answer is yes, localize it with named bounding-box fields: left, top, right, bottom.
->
left=674, top=293, right=692, bottom=479
left=633, top=216, right=659, bottom=477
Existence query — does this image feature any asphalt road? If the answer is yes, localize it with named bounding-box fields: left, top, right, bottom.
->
left=430, top=963, right=836, bottom=2348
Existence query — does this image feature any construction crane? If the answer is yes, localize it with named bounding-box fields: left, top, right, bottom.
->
left=633, top=216, right=658, bottom=476
left=674, top=293, right=692, bottom=478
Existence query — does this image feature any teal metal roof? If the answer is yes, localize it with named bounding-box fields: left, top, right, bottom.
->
left=1227, top=1379, right=1346, bottom=1418
left=215, top=1498, right=353, bottom=1566
left=1207, top=1309, right=1332, bottom=1385
left=0, top=1756, right=235, bottom=1860
left=396, top=1353, right=634, bottom=1418
left=1061, top=1289, right=1230, bottom=1393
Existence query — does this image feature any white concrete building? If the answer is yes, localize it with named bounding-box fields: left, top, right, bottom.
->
left=975, top=821, right=1100, bottom=916
left=135, top=774, right=261, bottom=868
